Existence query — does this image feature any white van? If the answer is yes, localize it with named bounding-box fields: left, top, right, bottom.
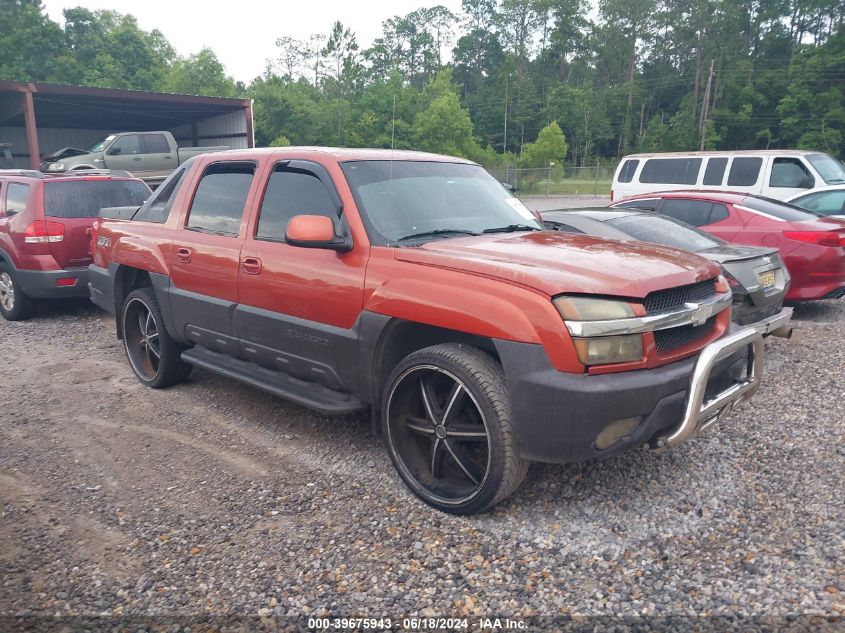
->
left=611, top=150, right=845, bottom=202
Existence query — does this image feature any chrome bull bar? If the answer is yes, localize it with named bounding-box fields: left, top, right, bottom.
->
left=651, top=327, right=764, bottom=452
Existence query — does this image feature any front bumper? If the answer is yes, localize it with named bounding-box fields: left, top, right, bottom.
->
left=494, top=327, right=764, bottom=464
left=750, top=306, right=793, bottom=338
left=15, top=267, right=90, bottom=299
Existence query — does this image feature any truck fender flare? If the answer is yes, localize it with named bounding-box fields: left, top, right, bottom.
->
left=110, top=237, right=170, bottom=277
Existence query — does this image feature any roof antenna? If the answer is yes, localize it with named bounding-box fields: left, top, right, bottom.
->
left=390, top=93, right=396, bottom=180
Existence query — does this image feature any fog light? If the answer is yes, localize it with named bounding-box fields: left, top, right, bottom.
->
left=595, top=416, right=642, bottom=450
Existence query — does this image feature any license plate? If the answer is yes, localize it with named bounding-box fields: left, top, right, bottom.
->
left=758, top=269, right=776, bottom=289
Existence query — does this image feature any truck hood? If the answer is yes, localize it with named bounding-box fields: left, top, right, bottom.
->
left=40, top=147, right=90, bottom=162
left=394, top=232, right=720, bottom=298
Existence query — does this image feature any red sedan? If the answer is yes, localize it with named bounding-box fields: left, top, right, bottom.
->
left=613, top=191, right=845, bottom=302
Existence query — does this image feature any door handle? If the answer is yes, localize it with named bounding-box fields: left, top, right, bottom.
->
left=133, top=156, right=142, bottom=161
left=241, top=256, right=262, bottom=275
left=176, top=247, right=192, bottom=263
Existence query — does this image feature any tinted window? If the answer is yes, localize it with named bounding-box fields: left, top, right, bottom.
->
left=792, top=190, right=845, bottom=215
left=134, top=167, right=186, bottom=223
left=710, top=203, right=729, bottom=223
left=769, top=157, right=813, bottom=188
left=741, top=196, right=821, bottom=220
left=110, top=135, right=141, bottom=155
left=257, top=168, right=337, bottom=241
left=617, top=159, right=639, bottom=183
left=609, top=215, right=723, bottom=252
left=660, top=199, right=718, bottom=227
left=187, top=162, right=255, bottom=236
left=6, top=183, right=30, bottom=215
left=45, top=180, right=151, bottom=218
left=727, top=157, right=762, bottom=186
left=639, top=158, right=702, bottom=185
left=703, top=157, right=728, bottom=186
left=616, top=199, right=658, bottom=211
left=143, top=134, right=170, bottom=154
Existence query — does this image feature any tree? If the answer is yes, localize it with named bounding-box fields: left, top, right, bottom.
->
left=413, top=91, right=479, bottom=157
left=162, top=48, right=237, bottom=97
left=518, top=120, right=568, bottom=167
left=0, top=0, right=64, bottom=82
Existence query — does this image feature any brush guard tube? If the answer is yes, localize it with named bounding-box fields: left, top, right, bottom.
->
left=650, top=327, right=764, bottom=451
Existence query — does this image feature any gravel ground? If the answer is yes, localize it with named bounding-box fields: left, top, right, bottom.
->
left=1, top=297, right=844, bottom=628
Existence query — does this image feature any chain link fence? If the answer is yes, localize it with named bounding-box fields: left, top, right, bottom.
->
left=485, top=164, right=618, bottom=197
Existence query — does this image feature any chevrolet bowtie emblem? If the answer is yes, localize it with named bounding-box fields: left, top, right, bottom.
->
left=685, top=301, right=709, bottom=327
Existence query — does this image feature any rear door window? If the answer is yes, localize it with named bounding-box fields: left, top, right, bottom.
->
left=617, top=159, right=639, bottom=183
left=45, top=180, right=150, bottom=218
left=187, top=162, right=255, bottom=236
left=142, top=134, right=171, bottom=154
left=659, top=199, right=719, bottom=227
left=769, top=157, right=813, bottom=188
left=639, top=158, right=702, bottom=185
left=256, top=166, right=337, bottom=242
left=5, top=183, right=30, bottom=215
left=727, top=157, right=762, bottom=186
left=703, top=157, right=728, bottom=186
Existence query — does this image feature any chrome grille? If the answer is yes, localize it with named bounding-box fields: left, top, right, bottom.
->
left=644, top=279, right=717, bottom=315
left=654, top=316, right=717, bottom=354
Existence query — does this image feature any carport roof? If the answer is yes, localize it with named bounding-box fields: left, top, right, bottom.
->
left=0, top=81, right=251, bottom=130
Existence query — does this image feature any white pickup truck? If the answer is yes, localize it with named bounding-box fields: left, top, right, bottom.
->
left=39, top=131, right=228, bottom=187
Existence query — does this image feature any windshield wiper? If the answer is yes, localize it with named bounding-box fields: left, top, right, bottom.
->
left=396, top=229, right=480, bottom=242
left=482, top=224, right=541, bottom=234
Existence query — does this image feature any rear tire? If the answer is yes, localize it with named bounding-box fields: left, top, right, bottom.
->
left=121, top=287, right=192, bottom=388
left=382, top=343, right=529, bottom=515
left=0, top=265, right=33, bottom=321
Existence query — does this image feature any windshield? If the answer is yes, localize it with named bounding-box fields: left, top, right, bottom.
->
left=44, top=180, right=151, bottom=218
left=742, top=196, right=822, bottom=220
left=807, top=154, right=845, bottom=184
left=340, top=160, right=541, bottom=245
left=608, top=214, right=725, bottom=252
left=87, top=135, right=116, bottom=153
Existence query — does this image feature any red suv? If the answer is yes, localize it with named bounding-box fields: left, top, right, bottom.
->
left=0, top=169, right=151, bottom=320
left=614, top=191, right=845, bottom=302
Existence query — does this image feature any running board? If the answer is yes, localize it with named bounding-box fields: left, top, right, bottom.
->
left=181, top=346, right=366, bottom=416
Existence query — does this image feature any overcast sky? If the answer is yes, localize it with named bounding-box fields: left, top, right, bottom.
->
left=42, top=0, right=466, bottom=84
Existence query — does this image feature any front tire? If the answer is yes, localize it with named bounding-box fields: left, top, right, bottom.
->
left=382, top=343, right=529, bottom=514
left=122, top=287, right=192, bottom=388
left=0, top=265, right=33, bottom=321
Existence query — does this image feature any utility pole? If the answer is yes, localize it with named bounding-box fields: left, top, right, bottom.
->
left=503, top=82, right=508, bottom=154
left=699, top=60, right=714, bottom=151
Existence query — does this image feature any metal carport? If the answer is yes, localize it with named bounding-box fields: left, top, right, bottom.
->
left=0, top=81, right=253, bottom=170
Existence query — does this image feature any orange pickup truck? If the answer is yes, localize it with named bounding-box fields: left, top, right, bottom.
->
left=90, top=148, right=764, bottom=514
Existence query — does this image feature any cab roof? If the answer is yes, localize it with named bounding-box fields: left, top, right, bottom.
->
left=197, top=147, right=477, bottom=164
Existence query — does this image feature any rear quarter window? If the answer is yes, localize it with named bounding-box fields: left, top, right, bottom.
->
left=45, top=180, right=151, bottom=218
left=617, top=159, right=639, bottom=183
left=639, top=158, right=702, bottom=185
left=5, top=182, right=31, bottom=215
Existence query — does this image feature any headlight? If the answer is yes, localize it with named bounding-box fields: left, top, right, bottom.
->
left=46, top=162, right=65, bottom=172
left=572, top=335, right=643, bottom=365
left=554, top=296, right=642, bottom=365
left=554, top=296, right=635, bottom=321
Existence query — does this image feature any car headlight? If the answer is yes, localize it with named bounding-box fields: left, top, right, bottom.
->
left=572, top=335, right=643, bottom=365
left=46, top=162, right=65, bottom=172
left=554, top=296, right=636, bottom=321
left=554, top=296, right=642, bottom=365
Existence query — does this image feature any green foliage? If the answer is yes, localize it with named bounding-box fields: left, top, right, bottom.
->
left=519, top=121, right=568, bottom=167
left=2, top=0, right=843, bottom=160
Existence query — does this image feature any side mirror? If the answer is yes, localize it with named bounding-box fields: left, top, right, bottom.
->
left=286, top=215, right=351, bottom=251
left=108, top=146, right=122, bottom=155
left=501, top=182, right=519, bottom=193
left=798, top=176, right=815, bottom=189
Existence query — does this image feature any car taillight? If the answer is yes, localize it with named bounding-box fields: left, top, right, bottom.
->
left=783, top=230, right=845, bottom=247
left=24, top=220, right=65, bottom=243
left=610, top=190, right=614, bottom=202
